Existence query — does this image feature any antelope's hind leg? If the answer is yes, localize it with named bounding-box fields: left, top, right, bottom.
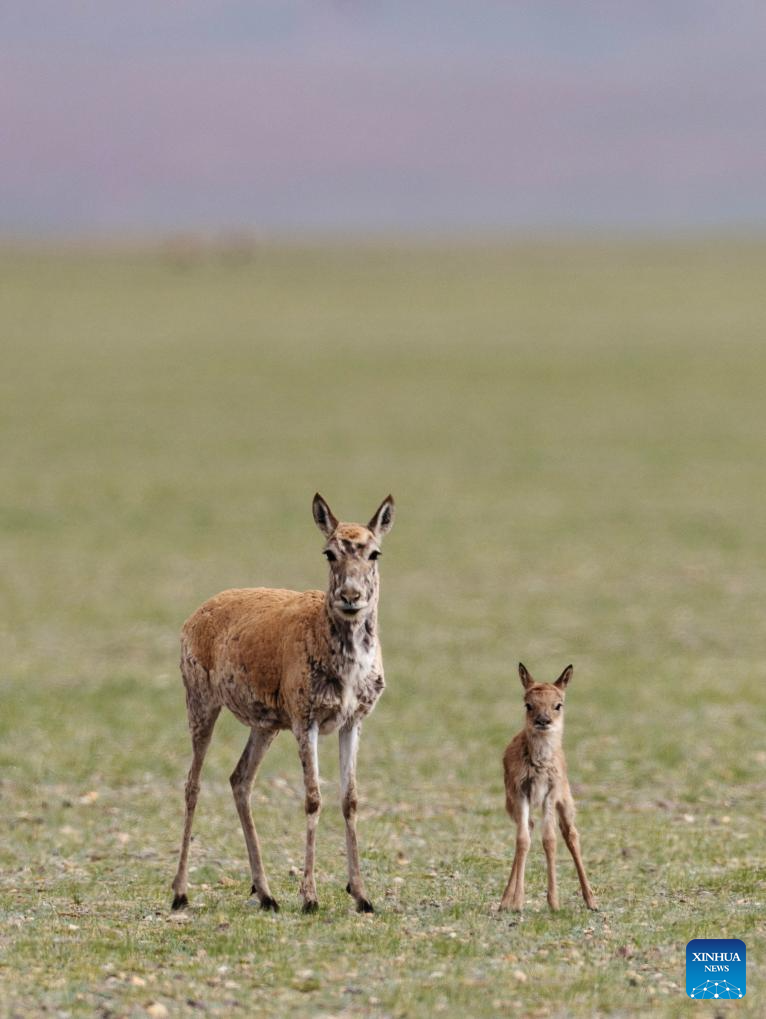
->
left=499, top=854, right=520, bottom=912
left=557, top=794, right=598, bottom=910
left=171, top=699, right=221, bottom=910
left=230, top=727, right=279, bottom=911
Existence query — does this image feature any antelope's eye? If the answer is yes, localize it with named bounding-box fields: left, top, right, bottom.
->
left=555, top=703, right=562, bottom=711
left=369, top=550, right=381, bottom=561
left=525, top=703, right=532, bottom=712
left=323, top=550, right=337, bottom=562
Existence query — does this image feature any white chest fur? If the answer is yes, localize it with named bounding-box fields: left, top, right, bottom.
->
left=313, top=628, right=379, bottom=734
left=338, top=633, right=377, bottom=717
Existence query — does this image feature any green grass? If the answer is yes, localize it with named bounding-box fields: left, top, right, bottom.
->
left=1, top=239, right=764, bottom=1017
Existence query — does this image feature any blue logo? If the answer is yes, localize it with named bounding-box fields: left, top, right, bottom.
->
left=686, top=939, right=746, bottom=999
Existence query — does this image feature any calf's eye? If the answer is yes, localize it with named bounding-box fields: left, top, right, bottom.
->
left=525, top=703, right=532, bottom=712
left=323, top=550, right=337, bottom=562
left=369, top=550, right=381, bottom=561
left=555, top=703, right=562, bottom=711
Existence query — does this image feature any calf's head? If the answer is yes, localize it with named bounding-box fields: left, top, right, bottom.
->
left=518, top=662, right=573, bottom=735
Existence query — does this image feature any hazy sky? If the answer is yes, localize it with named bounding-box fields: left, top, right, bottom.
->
left=2, top=1, right=765, bottom=235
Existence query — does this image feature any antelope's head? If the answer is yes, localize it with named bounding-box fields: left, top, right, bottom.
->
left=312, top=493, right=395, bottom=623
left=518, top=662, right=573, bottom=737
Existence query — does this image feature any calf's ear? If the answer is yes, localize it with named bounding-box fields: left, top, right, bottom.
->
left=518, top=662, right=534, bottom=690
left=554, top=665, right=573, bottom=690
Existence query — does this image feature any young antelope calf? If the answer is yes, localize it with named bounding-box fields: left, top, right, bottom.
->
left=499, top=662, right=597, bottom=912
left=171, top=493, right=394, bottom=915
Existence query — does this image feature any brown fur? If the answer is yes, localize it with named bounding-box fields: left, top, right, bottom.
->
left=499, top=663, right=597, bottom=912
left=171, top=494, right=395, bottom=914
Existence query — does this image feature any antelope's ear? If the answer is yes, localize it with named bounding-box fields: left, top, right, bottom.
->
left=554, top=664, right=573, bottom=690
left=518, top=662, right=534, bottom=690
left=368, top=495, right=395, bottom=540
left=312, top=493, right=339, bottom=538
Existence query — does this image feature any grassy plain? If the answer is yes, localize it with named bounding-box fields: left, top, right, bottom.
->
left=0, top=239, right=764, bottom=1017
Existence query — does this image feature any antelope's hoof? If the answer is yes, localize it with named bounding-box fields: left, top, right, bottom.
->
left=302, top=899, right=319, bottom=914
left=356, top=897, right=374, bottom=914
left=249, top=885, right=279, bottom=912
left=171, top=893, right=189, bottom=911
left=345, top=882, right=352, bottom=894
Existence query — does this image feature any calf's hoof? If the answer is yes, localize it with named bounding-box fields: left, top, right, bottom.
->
left=302, top=899, right=319, bottom=914
left=171, top=893, right=189, bottom=911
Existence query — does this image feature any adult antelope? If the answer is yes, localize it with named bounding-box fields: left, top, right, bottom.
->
left=171, top=493, right=395, bottom=914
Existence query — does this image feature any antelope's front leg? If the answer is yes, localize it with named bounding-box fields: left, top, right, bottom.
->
left=499, top=797, right=531, bottom=912
left=297, top=722, right=321, bottom=913
left=339, top=721, right=374, bottom=913
left=542, top=798, right=559, bottom=911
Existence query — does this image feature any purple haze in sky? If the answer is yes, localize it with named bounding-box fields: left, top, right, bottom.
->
left=1, top=1, right=765, bottom=235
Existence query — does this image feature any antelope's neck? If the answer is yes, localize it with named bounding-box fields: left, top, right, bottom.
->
left=322, top=599, right=379, bottom=674
left=525, top=728, right=562, bottom=767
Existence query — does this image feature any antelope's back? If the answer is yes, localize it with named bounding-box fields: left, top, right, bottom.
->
left=181, top=587, right=324, bottom=697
